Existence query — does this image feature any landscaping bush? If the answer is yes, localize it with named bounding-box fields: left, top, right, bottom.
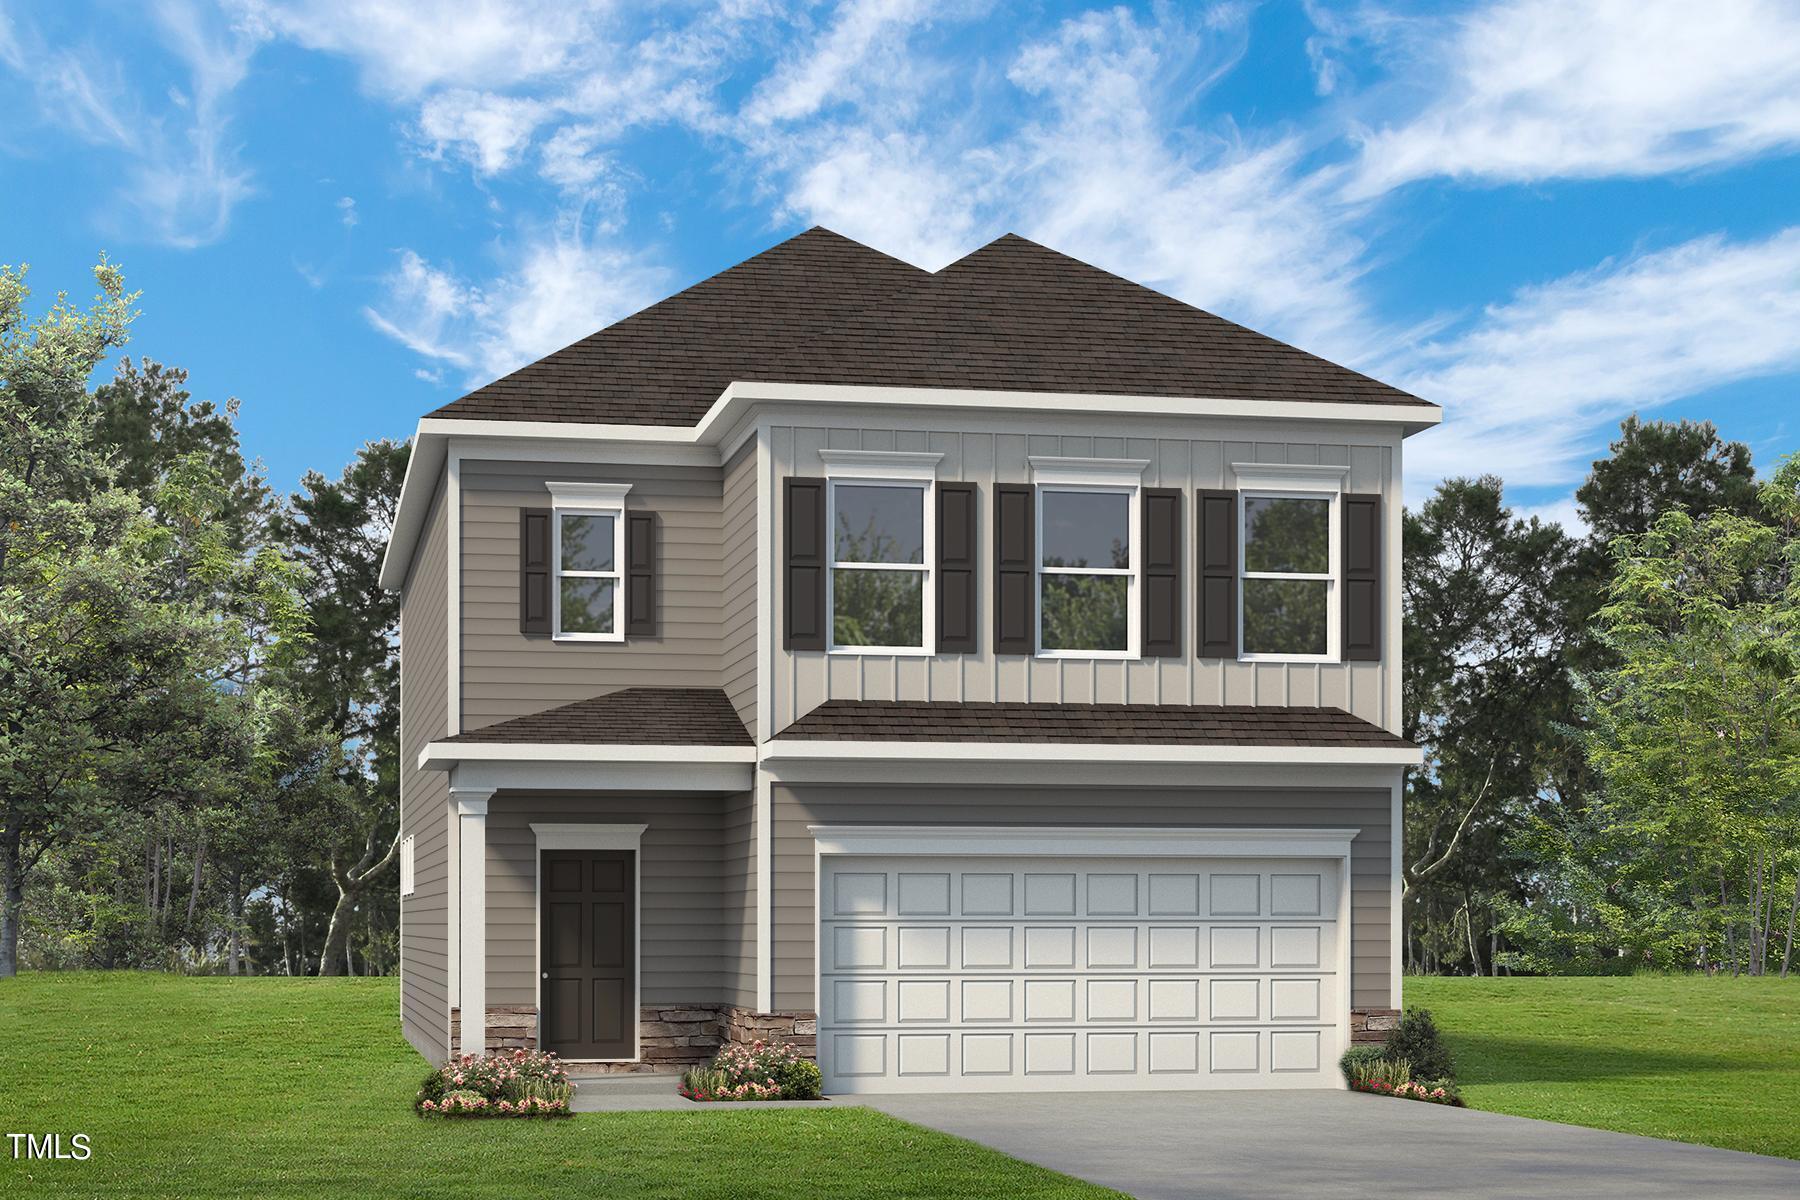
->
left=1384, top=1007, right=1456, bottom=1081
left=1338, top=1008, right=1464, bottom=1106
left=415, top=1049, right=572, bottom=1117
left=680, top=1041, right=822, bottom=1102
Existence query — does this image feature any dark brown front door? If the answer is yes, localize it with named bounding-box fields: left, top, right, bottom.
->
left=540, top=850, right=635, bottom=1059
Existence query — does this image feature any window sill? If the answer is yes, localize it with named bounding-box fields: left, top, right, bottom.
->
left=1238, top=653, right=1338, bottom=664
left=826, top=646, right=936, bottom=658
left=1035, top=649, right=1138, bottom=661
left=552, top=633, right=627, bottom=644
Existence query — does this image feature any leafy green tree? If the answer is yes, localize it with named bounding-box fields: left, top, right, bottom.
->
left=0, top=260, right=307, bottom=977
left=1401, top=477, right=1581, bottom=974
left=273, top=441, right=409, bottom=975
left=1507, top=457, right=1800, bottom=975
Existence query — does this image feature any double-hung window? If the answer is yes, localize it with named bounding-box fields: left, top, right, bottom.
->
left=1239, top=490, right=1337, bottom=659
left=1031, top=458, right=1148, bottom=658
left=549, top=482, right=630, bottom=641
left=819, top=451, right=940, bottom=654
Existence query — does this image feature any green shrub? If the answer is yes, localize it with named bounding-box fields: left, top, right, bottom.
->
left=1338, top=1045, right=1386, bottom=1081
left=1384, top=1008, right=1455, bottom=1082
left=416, top=1049, right=572, bottom=1117
left=777, top=1056, right=823, bottom=1100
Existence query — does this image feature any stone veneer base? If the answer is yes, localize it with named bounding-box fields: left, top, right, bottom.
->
left=449, top=1004, right=820, bottom=1066
left=1350, top=1007, right=1401, bottom=1046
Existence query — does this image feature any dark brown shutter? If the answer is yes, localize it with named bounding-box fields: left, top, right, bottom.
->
left=1342, top=494, right=1381, bottom=661
left=625, top=511, right=656, bottom=637
left=1196, top=490, right=1237, bottom=658
left=1142, top=487, right=1183, bottom=657
left=520, top=508, right=551, bottom=636
left=937, top=483, right=978, bottom=653
left=784, top=478, right=827, bottom=650
left=994, top=484, right=1035, bottom=654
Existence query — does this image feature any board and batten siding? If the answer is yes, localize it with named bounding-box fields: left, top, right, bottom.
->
left=720, top=442, right=759, bottom=740
left=483, top=792, right=751, bottom=1006
left=458, top=459, right=726, bottom=732
left=399, top=475, right=451, bottom=1062
left=770, top=783, right=1394, bottom=1014
left=765, top=418, right=1399, bottom=735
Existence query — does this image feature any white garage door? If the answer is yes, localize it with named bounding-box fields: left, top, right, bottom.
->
left=818, top=856, right=1343, bottom=1094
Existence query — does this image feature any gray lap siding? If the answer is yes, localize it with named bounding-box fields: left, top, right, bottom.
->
left=399, top=474, right=450, bottom=1063
left=483, top=791, right=753, bottom=1007
left=770, top=783, right=1394, bottom=1013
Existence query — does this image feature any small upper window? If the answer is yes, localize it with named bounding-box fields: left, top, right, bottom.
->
left=830, top=482, right=928, bottom=650
left=549, top=482, right=630, bottom=641
left=1241, top=494, right=1333, bottom=657
left=1039, top=488, right=1133, bottom=654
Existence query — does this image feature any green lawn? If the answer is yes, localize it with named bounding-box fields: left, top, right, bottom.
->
left=0, top=973, right=1116, bottom=1199
left=1409, top=975, right=1800, bottom=1160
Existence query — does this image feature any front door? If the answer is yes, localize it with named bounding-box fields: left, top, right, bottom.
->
left=540, top=849, right=635, bottom=1059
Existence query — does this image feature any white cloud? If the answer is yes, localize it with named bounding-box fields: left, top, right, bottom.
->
left=1395, top=227, right=1800, bottom=498
left=417, top=89, right=552, bottom=174
left=366, top=225, right=668, bottom=385
left=1513, top=495, right=1589, bottom=538
left=231, top=0, right=604, bottom=97
left=1349, top=0, right=1800, bottom=196
left=743, top=0, right=939, bottom=126
left=336, top=195, right=357, bottom=227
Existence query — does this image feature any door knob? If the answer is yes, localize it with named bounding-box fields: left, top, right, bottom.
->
left=542, top=972, right=549, bottom=979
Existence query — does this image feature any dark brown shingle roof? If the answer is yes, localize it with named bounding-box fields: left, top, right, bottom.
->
left=762, top=234, right=1427, bottom=408
left=432, top=228, right=927, bottom=425
left=774, top=700, right=1413, bottom=748
left=443, top=687, right=752, bottom=747
left=430, top=228, right=1431, bottom=426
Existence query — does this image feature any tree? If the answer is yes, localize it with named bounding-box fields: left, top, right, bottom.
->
left=1575, top=415, right=1759, bottom=545
left=0, top=260, right=307, bottom=977
left=1508, top=457, right=1800, bottom=975
left=1401, top=477, right=1581, bottom=974
left=273, top=441, right=410, bottom=975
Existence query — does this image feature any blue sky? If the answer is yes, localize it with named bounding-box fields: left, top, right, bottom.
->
left=2, top=0, right=1797, bottom=527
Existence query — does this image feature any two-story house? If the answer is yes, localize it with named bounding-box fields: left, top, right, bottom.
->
left=381, top=228, right=1439, bottom=1094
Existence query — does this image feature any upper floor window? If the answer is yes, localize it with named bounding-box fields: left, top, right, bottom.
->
left=831, top=482, right=928, bottom=650
left=1231, top=463, right=1346, bottom=662
left=1039, top=488, right=1134, bottom=655
left=1030, top=457, right=1148, bottom=659
left=549, top=482, right=631, bottom=642
left=819, top=450, right=942, bottom=655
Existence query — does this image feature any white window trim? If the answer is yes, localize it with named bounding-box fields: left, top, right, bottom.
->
left=1233, top=464, right=1342, bottom=664
left=399, top=834, right=415, bottom=897
left=1029, top=459, right=1150, bottom=661
left=547, top=481, right=631, bottom=643
left=807, top=823, right=1360, bottom=859
left=530, top=822, right=646, bottom=1063
left=819, top=451, right=941, bottom=657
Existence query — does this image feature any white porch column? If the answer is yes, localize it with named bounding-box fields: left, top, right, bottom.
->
left=452, top=786, right=494, bottom=1056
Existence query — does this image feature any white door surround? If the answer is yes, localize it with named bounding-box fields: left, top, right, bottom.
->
left=811, top=826, right=1356, bottom=1095
left=531, top=823, right=646, bottom=1063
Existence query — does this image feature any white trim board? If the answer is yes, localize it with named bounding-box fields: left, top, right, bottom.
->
left=808, top=824, right=1360, bottom=859
left=762, top=741, right=1423, bottom=767
left=530, top=822, right=648, bottom=850
left=450, top=761, right=752, bottom=793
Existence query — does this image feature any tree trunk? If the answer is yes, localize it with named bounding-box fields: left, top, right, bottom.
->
left=318, top=830, right=400, bottom=977
left=1782, top=870, right=1800, bottom=979
left=226, top=868, right=243, bottom=976
left=0, top=828, right=23, bottom=978
left=186, top=828, right=206, bottom=930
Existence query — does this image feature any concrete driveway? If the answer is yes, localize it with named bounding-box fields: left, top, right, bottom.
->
left=862, top=1090, right=1800, bottom=1199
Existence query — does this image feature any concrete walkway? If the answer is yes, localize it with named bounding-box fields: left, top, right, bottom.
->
left=862, top=1090, right=1800, bottom=1200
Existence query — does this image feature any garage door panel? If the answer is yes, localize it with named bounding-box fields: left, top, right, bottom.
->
left=820, top=855, right=1343, bottom=1094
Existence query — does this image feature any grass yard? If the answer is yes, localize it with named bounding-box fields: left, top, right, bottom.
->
left=0, top=973, right=1117, bottom=1199
left=1410, top=975, right=1800, bottom=1160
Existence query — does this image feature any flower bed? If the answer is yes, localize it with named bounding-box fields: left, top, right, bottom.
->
left=416, top=1049, right=572, bottom=1118
left=680, top=1040, right=823, bottom=1102
left=1340, top=1008, right=1465, bottom=1107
